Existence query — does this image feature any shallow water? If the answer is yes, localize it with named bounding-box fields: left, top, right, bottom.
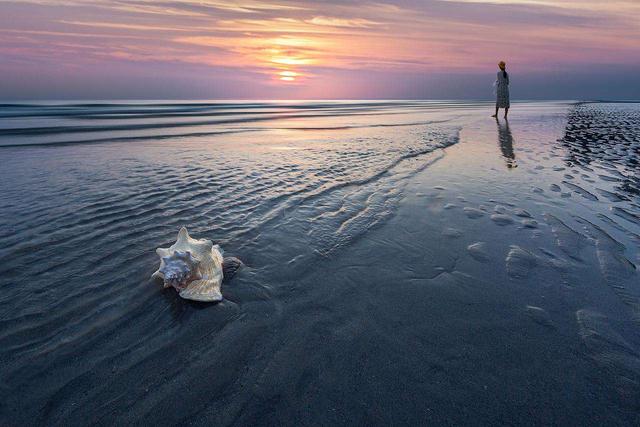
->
left=1, top=101, right=639, bottom=425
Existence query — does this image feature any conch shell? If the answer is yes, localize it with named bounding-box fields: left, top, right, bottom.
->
left=152, top=227, right=225, bottom=302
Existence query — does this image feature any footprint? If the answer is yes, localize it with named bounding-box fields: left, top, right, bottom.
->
left=525, top=305, right=555, bottom=328
left=464, top=207, right=484, bottom=219
left=442, top=228, right=463, bottom=238
left=506, top=245, right=538, bottom=278
left=467, top=242, right=490, bottom=262
left=491, top=213, right=514, bottom=226
left=514, top=208, right=532, bottom=218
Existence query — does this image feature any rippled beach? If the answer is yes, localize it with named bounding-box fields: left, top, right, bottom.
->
left=1, top=101, right=639, bottom=425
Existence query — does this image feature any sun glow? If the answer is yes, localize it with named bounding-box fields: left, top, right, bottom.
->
left=270, top=56, right=313, bottom=66
left=262, top=37, right=319, bottom=83
left=278, top=70, right=299, bottom=82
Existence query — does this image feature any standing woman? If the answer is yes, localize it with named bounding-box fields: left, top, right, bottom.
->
left=492, top=61, right=510, bottom=118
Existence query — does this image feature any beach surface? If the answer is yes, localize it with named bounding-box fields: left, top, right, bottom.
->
left=1, top=100, right=639, bottom=425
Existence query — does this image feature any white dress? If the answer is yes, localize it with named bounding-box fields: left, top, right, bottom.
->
left=496, top=71, right=510, bottom=108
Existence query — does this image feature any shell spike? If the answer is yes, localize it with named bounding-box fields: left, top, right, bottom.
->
left=156, top=247, right=170, bottom=257
left=177, top=226, right=190, bottom=243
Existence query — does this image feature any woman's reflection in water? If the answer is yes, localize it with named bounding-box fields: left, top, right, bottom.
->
left=496, top=118, right=517, bottom=168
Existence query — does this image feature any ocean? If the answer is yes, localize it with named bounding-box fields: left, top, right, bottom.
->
left=1, top=100, right=639, bottom=425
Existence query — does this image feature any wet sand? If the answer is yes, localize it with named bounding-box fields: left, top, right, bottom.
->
left=1, top=101, right=639, bottom=425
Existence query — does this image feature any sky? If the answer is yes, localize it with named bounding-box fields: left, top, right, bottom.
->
left=1, top=0, right=639, bottom=100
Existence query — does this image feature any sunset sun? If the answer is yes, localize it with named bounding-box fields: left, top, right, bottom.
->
left=278, top=70, right=299, bottom=82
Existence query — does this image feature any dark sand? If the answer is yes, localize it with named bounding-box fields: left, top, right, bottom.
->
left=1, top=101, right=639, bottom=425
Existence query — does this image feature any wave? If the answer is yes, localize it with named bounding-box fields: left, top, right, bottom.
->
left=0, top=120, right=456, bottom=148
left=0, top=100, right=485, bottom=147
